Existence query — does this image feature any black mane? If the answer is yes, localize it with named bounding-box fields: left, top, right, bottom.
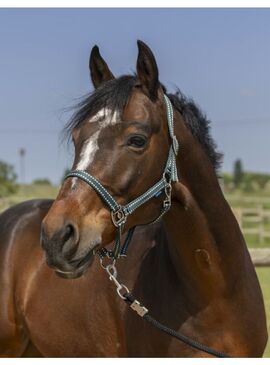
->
left=167, top=91, right=222, bottom=171
left=65, top=75, right=222, bottom=171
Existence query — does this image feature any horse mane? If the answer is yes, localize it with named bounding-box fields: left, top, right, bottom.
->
left=167, top=91, right=223, bottom=171
left=64, top=75, right=222, bottom=172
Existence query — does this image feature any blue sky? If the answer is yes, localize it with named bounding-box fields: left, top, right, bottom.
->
left=0, top=8, right=269, bottom=184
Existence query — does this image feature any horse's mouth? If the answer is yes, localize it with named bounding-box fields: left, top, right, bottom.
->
left=55, top=269, right=85, bottom=280
left=54, top=246, right=98, bottom=279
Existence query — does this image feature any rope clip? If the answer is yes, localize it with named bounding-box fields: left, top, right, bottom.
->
left=104, top=263, right=130, bottom=299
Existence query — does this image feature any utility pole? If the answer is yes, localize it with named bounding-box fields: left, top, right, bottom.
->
left=19, top=148, right=26, bottom=184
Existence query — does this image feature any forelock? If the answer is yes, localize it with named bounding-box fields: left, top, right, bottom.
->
left=64, top=75, right=137, bottom=140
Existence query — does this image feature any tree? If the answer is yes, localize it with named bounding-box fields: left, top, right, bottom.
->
left=233, top=159, right=244, bottom=188
left=32, top=178, right=52, bottom=185
left=0, top=160, right=18, bottom=197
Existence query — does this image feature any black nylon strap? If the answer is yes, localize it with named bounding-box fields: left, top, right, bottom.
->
left=120, top=227, right=136, bottom=256
left=124, top=293, right=230, bottom=358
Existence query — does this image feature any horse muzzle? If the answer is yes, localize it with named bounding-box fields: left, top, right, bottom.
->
left=40, top=218, right=100, bottom=279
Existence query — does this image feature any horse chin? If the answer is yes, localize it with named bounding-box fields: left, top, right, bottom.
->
left=55, top=270, right=85, bottom=280
left=54, top=248, right=96, bottom=280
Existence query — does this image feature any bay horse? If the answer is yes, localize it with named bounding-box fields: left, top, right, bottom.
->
left=0, top=41, right=267, bottom=357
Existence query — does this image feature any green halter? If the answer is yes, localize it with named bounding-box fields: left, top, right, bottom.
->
left=65, top=95, right=179, bottom=259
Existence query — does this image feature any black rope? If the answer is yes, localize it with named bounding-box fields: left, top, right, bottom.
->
left=124, top=293, right=230, bottom=358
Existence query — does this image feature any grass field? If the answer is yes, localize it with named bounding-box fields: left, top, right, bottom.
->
left=0, top=184, right=58, bottom=212
left=256, top=268, right=270, bottom=357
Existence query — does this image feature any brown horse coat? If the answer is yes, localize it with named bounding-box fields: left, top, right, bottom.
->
left=0, top=41, right=267, bottom=357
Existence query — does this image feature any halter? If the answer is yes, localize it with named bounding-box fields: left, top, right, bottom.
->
left=65, top=95, right=179, bottom=260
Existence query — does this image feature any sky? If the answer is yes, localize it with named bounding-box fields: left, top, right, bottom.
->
left=0, top=8, right=269, bottom=184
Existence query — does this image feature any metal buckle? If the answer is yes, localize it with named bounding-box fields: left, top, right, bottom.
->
left=163, top=183, right=172, bottom=209
left=130, top=300, right=148, bottom=317
left=111, top=207, right=127, bottom=227
left=163, top=171, right=171, bottom=183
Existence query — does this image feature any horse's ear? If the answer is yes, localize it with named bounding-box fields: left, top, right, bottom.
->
left=89, top=45, right=115, bottom=89
left=136, top=40, right=159, bottom=101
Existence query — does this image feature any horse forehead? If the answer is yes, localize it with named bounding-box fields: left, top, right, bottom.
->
left=88, top=107, right=119, bottom=126
left=75, top=107, right=119, bottom=171
left=123, top=93, right=155, bottom=122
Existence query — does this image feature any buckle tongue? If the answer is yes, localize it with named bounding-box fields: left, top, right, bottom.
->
left=111, top=207, right=127, bottom=227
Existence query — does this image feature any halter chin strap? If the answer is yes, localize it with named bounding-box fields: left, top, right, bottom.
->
left=65, top=94, right=179, bottom=259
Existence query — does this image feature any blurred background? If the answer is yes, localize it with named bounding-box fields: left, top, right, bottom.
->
left=0, top=8, right=269, bottom=355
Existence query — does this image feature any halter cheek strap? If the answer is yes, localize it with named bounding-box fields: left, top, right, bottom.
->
left=65, top=95, right=179, bottom=259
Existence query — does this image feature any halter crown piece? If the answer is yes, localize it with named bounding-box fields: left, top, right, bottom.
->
left=65, top=94, right=179, bottom=259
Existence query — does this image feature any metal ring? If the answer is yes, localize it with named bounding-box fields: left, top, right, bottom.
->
left=106, top=264, right=117, bottom=278
left=100, top=258, right=107, bottom=269
left=116, top=284, right=130, bottom=299
left=100, top=257, right=116, bottom=270
left=165, top=183, right=172, bottom=198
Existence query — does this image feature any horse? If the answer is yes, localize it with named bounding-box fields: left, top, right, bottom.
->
left=0, top=40, right=267, bottom=357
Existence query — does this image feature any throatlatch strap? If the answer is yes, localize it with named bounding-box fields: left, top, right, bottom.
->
left=164, top=95, right=179, bottom=182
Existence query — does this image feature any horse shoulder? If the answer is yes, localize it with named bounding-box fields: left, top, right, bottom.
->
left=0, top=199, right=53, bottom=357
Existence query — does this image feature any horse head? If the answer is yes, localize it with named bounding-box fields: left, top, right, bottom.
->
left=41, top=41, right=175, bottom=279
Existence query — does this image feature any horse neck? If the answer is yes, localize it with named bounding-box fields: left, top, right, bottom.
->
left=161, top=110, right=248, bottom=298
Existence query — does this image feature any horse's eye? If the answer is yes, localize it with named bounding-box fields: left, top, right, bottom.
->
left=127, top=135, right=147, bottom=148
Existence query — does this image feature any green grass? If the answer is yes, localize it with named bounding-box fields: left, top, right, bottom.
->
left=256, top=267, right=270, bottom=357
left=225, top=191, right=270, bottom=210
left=0, top=184, right=59, bottom=212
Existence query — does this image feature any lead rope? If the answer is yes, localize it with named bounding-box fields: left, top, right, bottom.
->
left=101, top=259, right=230, bottom=358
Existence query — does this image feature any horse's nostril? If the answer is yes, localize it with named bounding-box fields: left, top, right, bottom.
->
left=61, top=223, right=79, bottom=258
left=41, top=218, right=79, bottom=261
left=62, top=224, right=74, bottom=243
